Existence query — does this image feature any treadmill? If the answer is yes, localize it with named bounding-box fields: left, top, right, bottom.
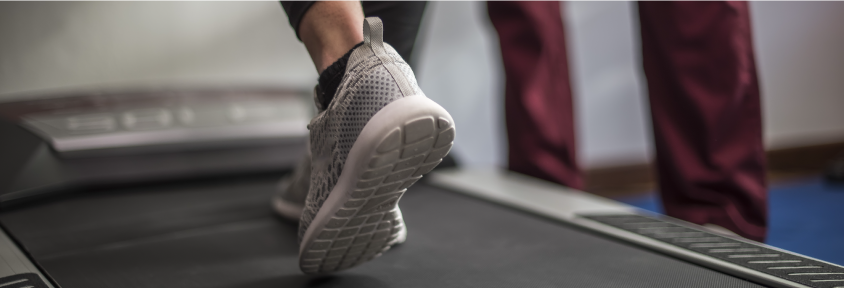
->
left=0, top=90, right=841, bottom=288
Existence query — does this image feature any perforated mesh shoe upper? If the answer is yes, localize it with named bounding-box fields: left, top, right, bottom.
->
left=298, top=18, right=423, bottom=243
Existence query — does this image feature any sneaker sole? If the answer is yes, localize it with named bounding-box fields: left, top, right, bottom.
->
left=298, top=95, right=455, bottom=274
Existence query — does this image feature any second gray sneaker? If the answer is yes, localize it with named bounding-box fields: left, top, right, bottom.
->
left=272, top=152, right=311, bottom=222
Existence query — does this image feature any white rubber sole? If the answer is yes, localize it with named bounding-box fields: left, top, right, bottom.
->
left=298, top=95, right=455, bottom=274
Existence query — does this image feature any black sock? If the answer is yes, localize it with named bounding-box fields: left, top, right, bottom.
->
left=316, top=42, right=364, bottom=109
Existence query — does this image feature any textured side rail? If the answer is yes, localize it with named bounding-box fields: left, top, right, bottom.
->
left=0, top=226, right=53, bottom=287
left=581, top=214, right=844, bottom=288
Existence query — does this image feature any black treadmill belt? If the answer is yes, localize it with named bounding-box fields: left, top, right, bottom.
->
left=0, top=178, right=767, bottom=288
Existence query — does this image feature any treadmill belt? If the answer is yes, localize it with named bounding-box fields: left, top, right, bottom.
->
left=0, top=177, right=767, bottom=288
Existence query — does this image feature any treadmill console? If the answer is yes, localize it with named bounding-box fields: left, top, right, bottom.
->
left=6, top=90, right=310, bottom=156
left=0, top=89, right=311, bottom=207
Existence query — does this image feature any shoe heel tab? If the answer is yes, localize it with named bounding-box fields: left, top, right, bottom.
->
left=362, top=16, right=416, bottom=97
left=363, top=17, right=384, bottom=48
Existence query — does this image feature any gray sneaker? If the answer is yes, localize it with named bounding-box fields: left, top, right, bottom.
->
left=294, top=17, right=455, bottom=274
left=272, top=152, right=311, bottom=222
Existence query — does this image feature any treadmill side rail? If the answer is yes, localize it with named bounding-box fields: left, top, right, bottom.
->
left=429, top=168, right=835, bottom=288
left=573, top=215, right=827, bottom=288
left=428, top=168, right=637, bottom=220
left=0, top=226, right=54, bottom=287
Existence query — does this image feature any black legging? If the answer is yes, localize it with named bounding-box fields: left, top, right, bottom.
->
left=280, top=1, right=427, bottom=66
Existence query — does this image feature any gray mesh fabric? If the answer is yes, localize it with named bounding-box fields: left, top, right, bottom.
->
left=298, top=18, right=420, bottom=242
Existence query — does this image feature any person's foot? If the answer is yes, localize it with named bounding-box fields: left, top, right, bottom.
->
left=272, top=154, right=311, bottom=222
left=272, top=151, right=409, bottom=267
left=292, top=17, right=455, bottom=274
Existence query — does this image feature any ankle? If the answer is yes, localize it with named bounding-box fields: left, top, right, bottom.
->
left=298, top=1, right=365, bottom=73
left=316, top=42, right=363, bottom=110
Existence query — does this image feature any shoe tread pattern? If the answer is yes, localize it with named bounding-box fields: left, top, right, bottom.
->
left=300, top=116, right=454, bottom=274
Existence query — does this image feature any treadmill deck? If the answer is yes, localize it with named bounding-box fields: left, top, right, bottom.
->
left=0, top=176, right=766, bottom=288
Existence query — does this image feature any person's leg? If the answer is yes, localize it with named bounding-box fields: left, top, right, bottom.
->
left=637, top=1, right=767, bottom=242
left=283, top=1, right=364, bottom=73
left=487, top=1, right=582, bottom=189
left=281, top=1, right=427, bottom=71
left=280, top=1, right=428, bottom=110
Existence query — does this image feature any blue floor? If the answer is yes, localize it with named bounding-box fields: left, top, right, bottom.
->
left=615, top=177, right=844, bottom=265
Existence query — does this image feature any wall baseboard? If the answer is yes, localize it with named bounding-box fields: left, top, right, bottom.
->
left=584, top=141, right=844, bottom=198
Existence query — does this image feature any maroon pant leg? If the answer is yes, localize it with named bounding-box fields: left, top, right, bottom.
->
left=487, top=1, right=582, bottom=189
left=638, top=2, right=768, bottom=242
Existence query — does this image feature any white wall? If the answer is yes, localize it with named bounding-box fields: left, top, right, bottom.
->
left=2, top=2, right=843, bottom=169
left=414, top=2, right=507, bottom=168
left=563, top=2, right=652, bottom=168
left=0, top=2, right=316, bottom=99
left=751, top=2, right=844, bottom=149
